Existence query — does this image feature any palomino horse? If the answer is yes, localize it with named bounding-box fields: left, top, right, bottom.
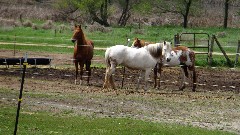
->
left=131, top=38, right=154, bottom=48
left=71, top=25, right=94, bottom=85
left=155, top=44, right=197, bottom=92
left=103, top=42, right=171, bottom=91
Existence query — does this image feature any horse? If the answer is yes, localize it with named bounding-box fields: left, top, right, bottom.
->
left=155, top=44, right=197, bottom=92
left=71, top=24, right=94, bottom=85
left=131, top=38, right=155, bottom=48
left=103, top=42, right=171, bottom=91
left=131, top=37, right=162, bottom=88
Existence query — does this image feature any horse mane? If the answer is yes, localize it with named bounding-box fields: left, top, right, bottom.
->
left=145, top=43, right=162, bottom=58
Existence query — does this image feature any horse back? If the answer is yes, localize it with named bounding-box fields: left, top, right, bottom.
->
left=87, top=40, right=94, bottom=48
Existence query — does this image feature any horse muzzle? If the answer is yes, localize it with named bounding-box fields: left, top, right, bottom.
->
left=166, top=58, right=171, bottom=62
left=71, top=39, right=76, bottom=43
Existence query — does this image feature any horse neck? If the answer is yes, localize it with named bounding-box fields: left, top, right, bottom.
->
left=77, top=32, right=87, bottom=45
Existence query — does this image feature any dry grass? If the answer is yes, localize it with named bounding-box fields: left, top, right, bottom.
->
left=88, top=24, right=112, bottom=33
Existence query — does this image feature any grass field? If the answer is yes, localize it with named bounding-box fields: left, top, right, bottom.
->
left=0, top=87, right=235, bottom=135
left=0, top=24, right=239, bottom=67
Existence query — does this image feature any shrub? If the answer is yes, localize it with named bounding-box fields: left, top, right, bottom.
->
left=22, top=20, right=33, bottom=27
left=0, top=17, right=21, bottom=27
left=32, top=23, right=39, bottom=30
left=41, top=20, right=54, bottom=30
left=88, top=24, right=112, bottom=33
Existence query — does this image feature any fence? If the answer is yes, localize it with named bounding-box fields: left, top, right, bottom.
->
left=174, top=32, right=239, bottom=67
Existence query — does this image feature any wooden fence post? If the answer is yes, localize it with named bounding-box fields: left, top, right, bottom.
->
left=208, top=35, right=214, bottom=65
left=213, top=35, right=233, bottom=67
left=234, top=40, right=240, bottom=67
left=174, top=33, right=180, bottom=47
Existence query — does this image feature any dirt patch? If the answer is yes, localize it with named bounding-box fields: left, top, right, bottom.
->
left=0, top=50, right=240, bottom=134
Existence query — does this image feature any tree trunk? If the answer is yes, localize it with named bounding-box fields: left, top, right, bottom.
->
left=118, top=0, right=131, bottom=26
left=183, top=0, right=192, bottom=28
left=224, top=0, right=229, bottom=28
left=88, top=0, right=110, bottom=27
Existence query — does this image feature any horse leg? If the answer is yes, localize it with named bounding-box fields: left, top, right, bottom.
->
left=108, top=61, right=117, bottom=89
left=79, top=63, right=84, bottom=85
left=179, top=65, right=187, bottom=90
left=86, top=61, right=91, bottom=86
left=143, top=69, right=151, bottom=91
left=154, top=65, right=158, bottom=88
left=191, top=67, right=197, bottom=92
left=154, top=63, right=162, bottom=89
left=136, top=71, right=144, bottom=91
left=75, top=62, right=78, bottom=85
left=103, top=67, right=110, bottom=88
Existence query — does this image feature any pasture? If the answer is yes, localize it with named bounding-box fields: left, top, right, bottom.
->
left=0, top=25, right=240, bottom=134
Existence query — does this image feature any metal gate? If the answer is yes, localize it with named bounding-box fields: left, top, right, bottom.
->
left=174, top=32, right=211, bottom=62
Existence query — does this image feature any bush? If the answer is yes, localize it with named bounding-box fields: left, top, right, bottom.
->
left=88, top=24, right=112, bottom=33
left=41, top=20, right=54, bottom=30
left=22, top=20, right=33, bottom=27
left=0, top=17, right=21, bottom=27
left=32, top=23, right=39, bottom=30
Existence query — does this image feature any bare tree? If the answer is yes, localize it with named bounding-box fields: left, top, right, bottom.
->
left=118, top=0, right=131, bottom=26
left=156, top=0, right=200, bottom=28
left=55, top=0, right=112, bottom=26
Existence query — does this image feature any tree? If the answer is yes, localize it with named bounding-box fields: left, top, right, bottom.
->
left=155, top=0, right=200, bottom=28
left=55, top=0, right=112, bottom=26
left=78, top=0, right=111, bottom=26
left=224, top=0, right=230, bottom=28
left=117, top=0, right=150, bottom=26
left=118, top=0, right=131, bottom=26
left=53, top=0, right=79, bottom=22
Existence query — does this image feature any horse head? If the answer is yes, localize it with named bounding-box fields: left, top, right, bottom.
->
left=71, top=24, right=85, bottom=44
left=162, top=41, right=172, bottom=62
left=132, top=38, right=142, bottom=48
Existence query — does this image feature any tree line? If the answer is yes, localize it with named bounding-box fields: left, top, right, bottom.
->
left=55, top=0, right=240, bottom=28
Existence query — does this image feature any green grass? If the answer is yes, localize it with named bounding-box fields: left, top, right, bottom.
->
left=0, top=106, right=234, bottom=135
left=0, top=24, right=239, bottom=67
left=0, top=88, right=236, bottom=135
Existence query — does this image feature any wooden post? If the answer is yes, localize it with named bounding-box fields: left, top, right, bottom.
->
left=234, top=40, right=240, bottom=67
left=174, top=33, right=180, bottom=47
left=14, top=34, right=16, bottom=56
left=208, top=35, right=214, bottom=65
left=121, top=66, right=126, bottom=89
left=213, top=35, right=232, bottom=67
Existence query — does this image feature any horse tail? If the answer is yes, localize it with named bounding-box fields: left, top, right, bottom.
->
left=105, top=48, right=111, bottom=67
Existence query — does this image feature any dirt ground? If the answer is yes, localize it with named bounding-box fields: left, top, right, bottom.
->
left=0, top=50, right=240, bottom=134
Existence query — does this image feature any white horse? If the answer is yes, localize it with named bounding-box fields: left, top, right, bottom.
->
left=103, top=42, right=171, bottom=91
left=154, top=44, right=197, bottom=91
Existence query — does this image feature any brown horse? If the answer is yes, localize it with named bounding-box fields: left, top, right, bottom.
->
left=131, top=38, right=155, bottom=48
left=71, top=25, right=94, bottom=85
